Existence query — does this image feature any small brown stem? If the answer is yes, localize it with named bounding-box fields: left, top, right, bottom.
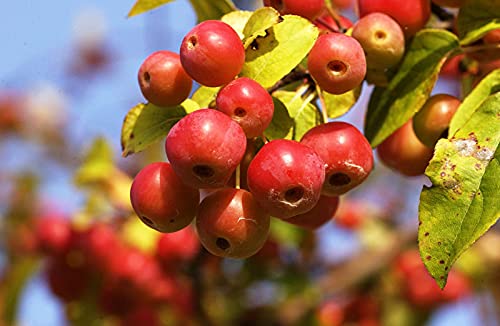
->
left=316, top=85, right=329, bottom=124
left=462, top=42, right=500, bottom=54
left=261, top=133, right=269, bottom=144
left=235, top=164, right=241, bottom=190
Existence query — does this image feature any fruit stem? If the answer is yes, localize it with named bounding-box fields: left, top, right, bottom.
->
left=261, top=133, right=269, bottom=144
left=235, top=164, right=241, bottom=190
left=315, top=17, right=340, bottom=33
left=462, top=42, right=500, bottom=54
left=267, top=69, right=310, bottom=94
left=325, top=4, right=347, bottom=32
left=316, top=85, right=329, bottom=124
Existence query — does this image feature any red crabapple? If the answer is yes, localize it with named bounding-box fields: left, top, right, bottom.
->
left=285, top=195, right=339, bottom=230
left=377, top=120, right=434, bottom=176
left=195, top=188, right=270, bottom=259
left=352, top=13, right=405, bottom=70
left=247, top=139, right=325, bottom=219
left=180, top=20, right=245, bottom=87
left=308, top=33, right=366, bottom=94
left=35, top=213, right=72, bottom=256
left=301, top=122, right=374, bottom=196
left=263, top=0, right=325, bottom=21
left=165, top=109, right=247, bottom=188
left=130, top=162, right=200, bottom=232
left=357, top=0, right=431, bottom=38
left=138, top=50, right=193, bottom=107
left=413, top=94, right=461, bottom=147
left=216, top=77, right=274, bottom=138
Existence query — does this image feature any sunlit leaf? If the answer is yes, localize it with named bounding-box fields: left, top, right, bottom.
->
left=364, top=29, right=459, bottom=147
left=241, top=15, right=319, bottom=88
left=418, top=93, right=500, bottom=288
left=321, top=84, right=362, bottom=119
left=188, top=0, right=236, bottom=22
left=242, top=7, right=282, bottom=48
left=457, top=0, right=500, bottom=45
left=74, top=137, right=114, bottom=187
left=128, top=0, right=174, bottom=17
left=191, top=86, right=220, bottom=108
left=449, top=69, right=500, bottom=135
left=273, top=90, right=322, bottom=141
left=264, top=97, right=294, bottom=140
left=221, top=10, right=253, bottom=39
left=121, top=100, right=199, bottom=156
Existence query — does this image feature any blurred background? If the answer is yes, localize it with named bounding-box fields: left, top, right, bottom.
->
left=0, top=0, right=499, bottom=325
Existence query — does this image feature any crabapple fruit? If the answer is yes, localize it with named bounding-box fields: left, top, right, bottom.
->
left=196, top=188, right=270, bottom=259
left=308, top=33, right=366, bottom=94
left=247, top=139, right=325, bottom=219
left=357, top=0, right=431, bottom=38
left=301, top=122, right=374, bottom=196
left=130, top=162, right=200, bottom=232
left=285, top=195, right=339, bottom=230
left=165, top=109, right=247, bottom=188
left=216, top=77, right=274, bottom=138
left=413, top=94, right=461, bottom=147
left=180, top=20, right=245, bottom=87
left=352, top=13, right=405, bottom=70
left=138, top=50, right=192, bottom=107
left=377, top=120, right=434, bottom=176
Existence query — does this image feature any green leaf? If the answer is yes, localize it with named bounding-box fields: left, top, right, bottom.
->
left=191, top=86, right=220, bottom=108
left=242, top=7, right=282, bottom=48
left=457, top=0, right=500, bottom=45
left=2, top=258, right=39, bottom=325
left=221, top=10, right=253, bottom=39
left=270, top=218, right=307, bottom=247
left=418, top=93, right=500, bottom=288
left=449, top=69, right=500, bottom=135
left=128, top=0, right=174, bottom=17
left=273, top=90, right=322, bottom=141
left=188, top=0, right=236, bottom=22
left=121, top=100, right=199, bottom=157
left=321, top=84, right=362, bottom=119
left=241, top=15, right=319, bottom=89
left=264, top=97, right=294, bottom=140
left=74, top=137, right=114, bottom=187
left=364, top=29, right=459, bottom=147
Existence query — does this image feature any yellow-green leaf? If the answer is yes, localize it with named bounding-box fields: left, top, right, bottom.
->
left=273, top=90, right=322, bottom=141
left=191, top=86, right=220, bottom=108
left=322, top=84, right=362, bottom=119
left=241, top=15, right=319, bottom=89
left=449, top=69, right=500, bottom=135
left=242, top=7, right=282, bottom=48
left=121, top=100, right=199, bottom=157
left=128, top=0, right=174, bottom=17
left=74, top=137, right=114, bottom=187
left=364, top=29, right=459, bottom=147
left=221, top=10, right=253, bottom=39
left=418, top=92, right=500, bottom=288
left=457, top=0, right=500, bottom=45
left=188, top=0, right=236, bottom=22
left=264, top=97, right=294, bottom=140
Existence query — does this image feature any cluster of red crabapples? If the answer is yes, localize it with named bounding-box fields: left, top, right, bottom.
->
left=130, top=0, right=469, bottom=258
left=31, top=212, right=199, bottom=325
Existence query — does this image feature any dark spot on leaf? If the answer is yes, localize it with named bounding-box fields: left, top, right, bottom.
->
left=440, top=276, right=445, bottom=280
left=426, top=255, right=431, bottom=260
left=250, top=39, right=259, bottom=51
left=424, top=232, right=430, bottom=237
left=439, top=260, right=445, bottom=264
left=130, top=133, right=135, bottom=139
left=419, top=221, right=422, bottom=226
left=438, top=241, right=442, bottom=246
